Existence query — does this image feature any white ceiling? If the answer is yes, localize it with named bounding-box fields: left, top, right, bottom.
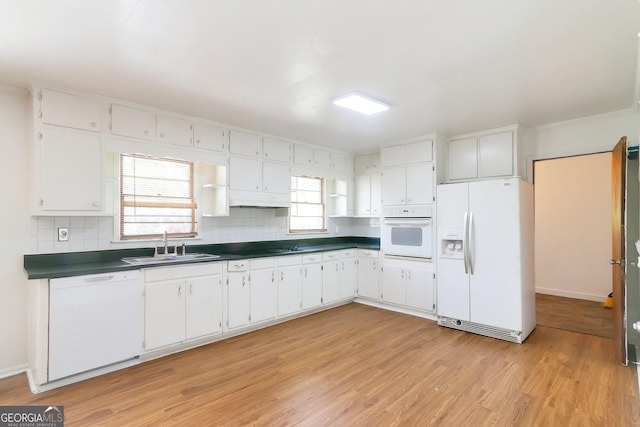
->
left=1, top=0, right=639, bottom=153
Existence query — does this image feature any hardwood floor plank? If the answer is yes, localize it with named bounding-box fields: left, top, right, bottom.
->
left=1, top=303, right=638, bottom=426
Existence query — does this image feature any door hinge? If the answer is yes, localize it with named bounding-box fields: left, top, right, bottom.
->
left=249, top=314, right=251, bottom=322
left=433, top=273, right=436, bottom=279
left=226, top=320, right=229, bottom=327
left=321, top=297, right=324, bottom=303
left=433, top=303, right=436, bottom=309
left=321, top=265, right=324, bottom=271
left=142, top=340, right=145, bottom=349
left=37, top=91, right=42, bottom=101
left=142, top=288, right=146, bottom=297
left=37, top=131, right=42, bottom=139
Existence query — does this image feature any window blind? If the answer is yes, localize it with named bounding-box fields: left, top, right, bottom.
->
left=120, top=153, right=197, bottom=240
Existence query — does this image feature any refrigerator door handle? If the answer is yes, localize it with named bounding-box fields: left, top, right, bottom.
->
left=468, top=211, right=475, bottom=275
left=463, top=211, right=470, bottom=274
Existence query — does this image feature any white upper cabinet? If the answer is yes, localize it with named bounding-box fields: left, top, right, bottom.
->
left=156, top=114, right=192, bottom=147
left=381, top=140, right=432, bottom=167
left=193, top=122, right=228, bottom=152
left=293, top=144, right=314, bottom=166
left=262, top=161, right=290, bottom=194
left=380, top=139, right=436, bottom=206
left=446, top=126, right=520, bottom=182
left=229, top=157, right=262, bottom=192
left=110, top=104, right=155, bottom=141
left=330, top=152, right=352, bottom=173
left=478, top=132, right=513, bottom=177
left=313, top=148, right=331, bottom=169
left=39, top=127, right=102, bottom=212
left=40, top=89, right=104, bottom=132
left=229, top=130, right=262, bottom=157
left=355, top=153, right=380, bottom=174
left=263, top=138, right=291, bottom=163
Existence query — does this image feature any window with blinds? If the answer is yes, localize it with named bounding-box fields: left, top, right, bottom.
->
left=120, top=153, right=197, bottom=240
left=289, top=175, right=326, bottom=232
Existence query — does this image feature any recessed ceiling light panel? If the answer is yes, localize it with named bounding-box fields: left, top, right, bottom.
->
left=332, top=92, right=389, bottom=115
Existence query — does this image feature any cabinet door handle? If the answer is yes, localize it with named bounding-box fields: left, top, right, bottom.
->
left=195, top=139, right=201, bottom=144
left=242, top=276, right=246, bottom=286
left=90, top=121, right=97, bottom=127
left=281, top=271, right=284, bottom=281
left=177, top=285, right=182, bottom=296
left=336, top=263, right=339, bottom=272
left=189, top=283, right=193, bottom=295
left=272, top=271, right=275, bottom=282
left=304, top=267, right=308, bottom=277
left=144, top=130, right=150, bottom=135
left=160, top=133, right=165, bottom=138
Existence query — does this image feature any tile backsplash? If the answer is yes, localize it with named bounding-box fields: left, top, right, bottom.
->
left=29, top=209, right=380, bottom=254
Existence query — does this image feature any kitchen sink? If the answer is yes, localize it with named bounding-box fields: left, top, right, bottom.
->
left=121, top=253, right=220, bottom=265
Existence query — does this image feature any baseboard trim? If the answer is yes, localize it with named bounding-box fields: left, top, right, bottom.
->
left=536, top=288, right=605, bottom=302
left=0, top=364, right=28, bottom=380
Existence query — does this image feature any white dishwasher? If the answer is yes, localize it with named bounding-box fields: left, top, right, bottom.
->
left=48, top=271, right=142, bottom=381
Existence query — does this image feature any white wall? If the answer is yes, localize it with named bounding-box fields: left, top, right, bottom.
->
left=523, top=109, right=639, bottom=177
left=534, top=153, right=612, bottom=300
left=0, top=86, right=29, bottom=375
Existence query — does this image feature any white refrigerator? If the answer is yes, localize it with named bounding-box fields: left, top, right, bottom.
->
left=436, top=177, right=535, bottom=343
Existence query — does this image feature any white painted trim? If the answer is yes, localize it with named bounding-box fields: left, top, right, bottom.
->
left=634, top=36, right=640, bottom=113
left=0, top=363, right=28, bottom=380
left=536, top=287, right=606, bottom=302
left=531, top=109, right=636, bottom=131
left=354, top=298, right=438, bottom=321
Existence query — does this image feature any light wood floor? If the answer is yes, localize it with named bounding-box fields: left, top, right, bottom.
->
left=1, top=303, right=638, bottom=426
left=536, top=293, right=614, bottom=338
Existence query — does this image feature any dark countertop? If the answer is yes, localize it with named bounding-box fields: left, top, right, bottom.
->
left=24, top=236, right=380, bottom=280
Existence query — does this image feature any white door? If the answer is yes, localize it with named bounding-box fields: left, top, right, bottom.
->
left=355, top=174, right=371, bottom=216
left=263, top=138, right=291, bottom=162
left=250, top=268, right=278, bottom=323
left=381, top=264, right=406, bottom=305
left=406, top=266, right=435, bottom=312
left=229, top=157, right=262, bottom=192
left=357, top=258, right=379, bottom=299
left=110, top=104, right=155, bottom=140
left=185, top=275, right=222, bottom=340
left=370, top=173, right=381, bottom=216
left=448, top=138, right=478, bottom=180
left=436, top=183, right=471, bottom=320
left=381, top=167, right=406, bottom=206
left=339, top=257, right=357, bottom=299
left=41, top=128, right=102, bottom=211
left=262, top=161, right=290, bottom=194
left=156, top=114, right=192, bottom=147
left=313, top=148, right=331, bottom=169
left=478, top=132, right=513, bottom=178
left=144, top=281, right=185, bottom=350
left=381, top=145, right=405, bottom=168
left=40, top=89, right=103, bottom=132
left=227, top=272, right=250, bottom=329
left=229, top=130, right=262, bottom=157
left=294, top=144, right=314, bottom=166
left=322, top=260, right=340, bottom=304
left=302, top=263, right=322, bottom=309
left=193, top=123, right=227, bottom=152
left=406, top=164, right=433, bottom=205
left=278, top=265, right=302, bottom=316
left=405, top=140, right=433, bottom=163
left=468, top=179, right=523, bottom=330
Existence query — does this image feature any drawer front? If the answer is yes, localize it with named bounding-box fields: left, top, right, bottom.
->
left=302, top=254, right=322, bottom=264
left=227, top=260, right=250, bottom=271
left=144, top=262, right=222, bottom=282
left=250, top=257, right=278, bottom=269
left=278, top=255, right=302, bottom=267
left=322, top=251, right=341, bottom=261
left=358, top=249, right=379, bottom=259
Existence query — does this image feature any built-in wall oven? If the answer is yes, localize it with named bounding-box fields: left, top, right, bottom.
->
left=381, top=206, right=433, bottom=259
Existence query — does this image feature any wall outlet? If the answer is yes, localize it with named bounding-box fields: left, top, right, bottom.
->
left=58, top=227, right=69, bottom=242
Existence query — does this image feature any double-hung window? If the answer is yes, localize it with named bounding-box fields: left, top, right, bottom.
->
left=289, top=175, right=326, bottom=232
left=119, top=153, right=197, bottom=240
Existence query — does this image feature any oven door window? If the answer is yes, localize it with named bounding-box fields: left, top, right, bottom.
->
left=391, top=227, right=423, bottom=247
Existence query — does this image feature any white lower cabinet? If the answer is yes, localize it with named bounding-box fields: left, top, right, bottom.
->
left=322, top=252, right=341, bottom=304
left=339, top=250, right=357, bottom=299
left=357, top=250, right=380, bottom=300
left=249, top=258, right=278, bottom=323
left=302, top=254, right=323, bottom=309
left=278, top=256, right=303, bottom=316
left=144, top=263, right=223, bottom=351
left=381, top=258, right=435, bottom=312
left=226, top=260, right=251, bottom=329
